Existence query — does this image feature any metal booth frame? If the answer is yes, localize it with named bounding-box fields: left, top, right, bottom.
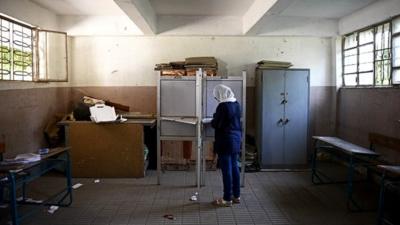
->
left=156, top=69, right=246, bottom=189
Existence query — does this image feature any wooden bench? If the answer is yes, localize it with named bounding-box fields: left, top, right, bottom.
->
left=368, top=133, right=400, bottom=225
left=311, top=136, right=380, bottom=211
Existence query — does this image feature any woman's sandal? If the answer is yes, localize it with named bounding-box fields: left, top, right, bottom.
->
left=212, top=198, right=233, bottom=207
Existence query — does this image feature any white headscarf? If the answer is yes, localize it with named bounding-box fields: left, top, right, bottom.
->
left=213, top=84, right=236, bottom=103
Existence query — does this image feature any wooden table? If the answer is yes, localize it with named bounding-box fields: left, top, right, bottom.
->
left=0, top=147, right=72, bottom=225
left=59, top=119, right=156, bottom=178
left=311, top=136, right=380, bottom=211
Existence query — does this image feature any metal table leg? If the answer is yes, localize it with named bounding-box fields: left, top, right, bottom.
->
left=346, top=155, right=362, bottom=211
left=376, top=171, right=386, bottom=225
left=311, top=140, right=319, bottom=184
left=8, top=173, right=18, bottom=225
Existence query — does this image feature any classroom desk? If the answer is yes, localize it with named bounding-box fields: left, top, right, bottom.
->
left=311, top=136, right=380, bottom=211
left=59, top=119, right=156, bottom=178
left=376, top=165, right=400, bottom=225
left=0, top=147, right=72, bottom=225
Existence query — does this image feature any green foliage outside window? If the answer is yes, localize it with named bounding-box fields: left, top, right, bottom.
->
left=0, top=45, right=33, bottom=80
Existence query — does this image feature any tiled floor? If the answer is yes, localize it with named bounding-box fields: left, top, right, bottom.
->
left=1, top=170, right=378, bottom=225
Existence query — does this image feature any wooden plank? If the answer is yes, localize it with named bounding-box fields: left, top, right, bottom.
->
left=369, top=133, right=400, bottom=152
left=69, top=123, right=144, bottom=178
left=161, top=140, right=186, bottom=165
left=313, top=136, right=379, bottom=156
left=59, top=119, right=156, bottom=126
left=377, top=165, right=400, bottom=176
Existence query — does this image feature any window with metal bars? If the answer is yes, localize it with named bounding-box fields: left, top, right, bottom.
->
left=0, top=14, right=68, bottom=82
left=342, top=15, right=400, bottom=87
left=0, top=15, right=33, bottom=81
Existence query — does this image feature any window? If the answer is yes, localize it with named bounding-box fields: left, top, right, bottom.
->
left=393, top=17, right=400, bottom=84
left=342, top=15, right=400, bottom=87
left=36, top=30, right=68, bottom=82
left=0, top=15, right=33, bottom=81
left=0, top=14, right=68, bottom=82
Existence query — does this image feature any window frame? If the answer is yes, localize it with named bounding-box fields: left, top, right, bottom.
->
left=0, top=14, right=68, bottom=82
left=0, top=14, right=34, bottom=82
left=34, top=29, right=68, bottom=82
left=392, top=16, right=400, bottom=85
left=342, top=14, right=400, bottom=88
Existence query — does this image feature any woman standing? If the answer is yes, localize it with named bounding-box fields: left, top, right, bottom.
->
left=211, top=84, right=242, bottom=207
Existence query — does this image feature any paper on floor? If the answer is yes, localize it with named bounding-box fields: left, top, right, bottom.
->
left=48, top=205, right=59, bottom=214
left=72, top=183, right=83, bottom=189
left=26, top=198, right=43, bottom=204
left=189, top=192, right=199, bottom=201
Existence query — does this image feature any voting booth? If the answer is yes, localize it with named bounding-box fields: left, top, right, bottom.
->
left=157, top=69, right=246, bottom=188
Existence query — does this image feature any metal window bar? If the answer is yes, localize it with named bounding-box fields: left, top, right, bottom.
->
left=0, top=18, right=11, bottom=80
left=374, top=23, right=392, bottom=86
left=356, top=32, right=360, bottom=85
left=12, top=24, right=33, bottom=81
left=0, top=15, right=33, bottom=81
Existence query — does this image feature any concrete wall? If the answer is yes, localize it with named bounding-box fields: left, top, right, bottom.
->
left=336, top=0, right=400, bottom=156
left=69, top=35, right=336, bottom=137
left=337, top=88, right=400, bottom=162
left=0, top=1, right=337, bottom=158
left=69, top=36, right=334, bottom=87
left=0, top=0, right=71, bottom=157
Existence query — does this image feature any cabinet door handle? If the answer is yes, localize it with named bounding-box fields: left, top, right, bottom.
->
left=277, top=118, right=283, bottom=126
left=283, top=118, right=290, bottom=125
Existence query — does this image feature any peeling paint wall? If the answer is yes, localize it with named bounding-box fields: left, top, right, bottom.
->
left=0, top=88, right=72, bottom=157
left=70, top=36, right=334, bottom=87
left=337, top=88, right=400, bottom=162
left=69, top=35, right=336, bottom=138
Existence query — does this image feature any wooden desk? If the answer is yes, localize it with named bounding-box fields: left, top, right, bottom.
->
left=59, top=119, right=156, bottom=178
left=311, top=136, right=380, bottom=211
left=0, top=147, right=72, bottom=225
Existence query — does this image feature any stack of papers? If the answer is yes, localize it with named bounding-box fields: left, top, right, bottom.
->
left=1, top=153, right=41, bottom=165
left=256, top=60, right=293, bottom=69
left=15, top=153, right=41, bottom=162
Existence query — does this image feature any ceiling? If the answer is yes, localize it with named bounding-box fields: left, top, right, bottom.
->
left=30, top=0, right=377, bottom=36
left=32, top=0, right=123, bottom=15
left=281, top=0, right=376, bottom=19
left=148, top=0, right=255, bottom=16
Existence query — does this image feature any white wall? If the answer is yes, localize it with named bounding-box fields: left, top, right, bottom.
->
left=339, top=0, right=400, bottom=34
left=70, top=36, right=333, bottom=87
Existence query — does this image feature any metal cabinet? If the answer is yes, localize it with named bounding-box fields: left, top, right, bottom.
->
left=256, top=69, right=309, bottom=168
